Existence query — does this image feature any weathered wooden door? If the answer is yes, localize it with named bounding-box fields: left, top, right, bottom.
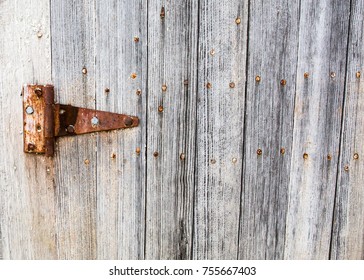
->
left=1, top=0, right=363, bottom=260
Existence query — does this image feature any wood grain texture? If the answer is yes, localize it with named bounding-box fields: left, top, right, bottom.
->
left=51, top=0, right=97, bottom=259
left=0, top=0, right=56, bottom=259
left=193, top=0, right=248, bottom=259
left=95, top=0, right=147, bottom=259
left=239, top=0, right=300, bottom=260
left=331, top=0, right=364, bottom=260
left=284, top=0, right=351, bottom=259
left=145, top=0, right=199, bottom=259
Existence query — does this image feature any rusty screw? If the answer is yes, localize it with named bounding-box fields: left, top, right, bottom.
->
left=136, top=147, right=141, bottom=155
left=134, top=36, right=139, bottom=42
left=344, top=165, right=349, bottom=172
left=210, top=159, right=216, bottom=164
left=162, top=84, right=167, bottom=92
left=327, top=154, right=332, bottom=160
left=330, top=72, right=336, bottom=78
left=206, top=82, right=212, bottom=89
left=131, top=73, right=137, bottom=79
left=84, top=159, right=90, bottom=165
left=34, top=87, right=43, bottom=97
left=304, top=72, right=310, bottom=79
left=153, top=151, right=159, bottom=157
left=303, top=153, right=308, bottom=160
left=280, top=79, right=287, bottom=86
left=180, top=153, right=186, bottom=160
left=229, top=82, right=235, bottom=88
left=235, top=17, right=241, bottom=24
left=105, top=88, right=110, bottom=94
left=210, top=49, right=215, bottom=56
left=136, top=89, right=142, bottom=95
left=257, top=149, right=262, bottom=155
left=25, top=106, right=34, bottom=115
left=158, top=105, right=164, bottom=113
left=160, top=7, right=165, bottom=19
left=111, top=153, right=116, bottom=159
left=27, top=143, right=36, bottom=151
left=124, top=116, right=133, bottom=127
left=356, top=71, right=361, bottom=78
left=280, top=148, right=285, bottom=155
left=354, top=153, right=359, bottom=160
left=67, top=125, right=75, bottom=133
left=255, top=76, right=261, bottom=83
left=232, top=157, right=237, bottom=163
left=82, top=67, right=87, bottom=74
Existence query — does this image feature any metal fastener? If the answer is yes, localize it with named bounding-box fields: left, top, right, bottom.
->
left=34, top=87, right=43, bottom=97
left=354, top=153, right=359, bottom=160
left=257, top=149, right=262, bottom=155
left=134, top=36, right=139, bottom=42
left=280, top=79, right=286, bottom=86
left=180, top=153, right=186, bottom=160
left=206, top=82, right=212, bottom=89
left=67, top=125, right=75, bottom=133
left=25, top=106, right=34, bottom=115
left=124, top=116, right=133, bottom=127
left=136, top=89, right=142, bottom=95
left=37, top=31, right=43, bottom=38
left=158, top=105, right=164, bottom=113
left=327, top=154, right=332, bottom=160
left=162, top=84, right=167, bottom=91
left=304, top=72, right=309, bottom=78
left=229, top=82, right=235, bottom=88
left=280, top=148, right=285, bottom=155
left=84, top=159, right=90, bottom=165
left=344, top=165, right=349, bottom=172
left=356, top=71, right=361, bottom=78
left=210, top=49, right=215, bottom=56
left=232, top=157, right=237, bottom=163
left=27, top=143, right=36, bottom=151
left=160, top=7, right=165, bottom=19
left=131, top=73, right=137, bottom=79
left=235, top=17, right=241, bottom=24
left=303, top=153, right=308, bottom=159
left=105, top=88, right=110, bottom=94
left=82, top=67, right=87, bottom=74
left=255, top=76, right=261, bottom=83
left=210, top=159, right=216, bottom=164
left=330, top=72, right=336, bottom=78
left=153, top=151, right=159, bottom=157
left=136, top=147, right=141, bottom=155
left=91, top=116, right=99, bottom=127
left=111, top=153, right=116, bottom=159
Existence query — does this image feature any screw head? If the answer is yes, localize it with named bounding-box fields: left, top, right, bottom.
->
left=104, top=88, right=110, bottom=94
left=34, top=87, right=42, bottom=97
left=255, top=76, right=261, bottom=82
left=82, top=67, right=87, bottom=74
left=180, top=153, right=186, bottom=160
left=130, top=73, right=137, bottom=79
left=162, top=84, right=167, bottom=92
left=37, top=31, right=43, bottom=38
left=210, top=49, right=215, bottom=56
left=356, top=71, right=361, bottom=78
left=91, top=116, right=99, bottom=127
left=235, top=17, right=241, bottom=24
left=303, top=153, right=308, bottom=160
left=280, top=79, right=287, bottom=86
left=124, top=116, right=133, bottom=127
left=206, top=82, right=212, bottom=89
left=304, top=72, right=310, bottom=78
left=330, top=72, right=336, bottom=78
left=158, top=105, right=164, bottom=113
left=232, top=157, right=237, bottom=163
left=27, top=143, right=36, bottom=151
left=353, top=153, right=359, bottom=160
left=25, top=106, right=34, bottom=115
left=66, top=125, right=75, bottom=133
left=280, top=148, right=285, bottom=155
left=344, top=165, right=349, bottom=172
left=134, top=36, right=139, bottom=42
left=136, top=147, right=141, bottom=155
left=257, top=149, right=262, bottom=155
left=153, top=151, right=159, bottom=157
left=229, top=82, right=235, bottom=88
left=210, top=159, right=216, bottom=164
left=327, top=154, right=332, bottom=160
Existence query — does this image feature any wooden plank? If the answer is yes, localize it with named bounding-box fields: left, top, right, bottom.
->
left=0, top=0, right=56, bottom=259
left=145, top=1, right=199, bottom=259
left=51, top=0, right=97, bottom=259
left=284, top=0, right=351, bottom=259
left=193, top=0, right=248, bottom=259
left=95, top=0, right=147, bottom=259
left=331, top=0, right=364, bottom=260
left=238, top=0, right=300, bottom=260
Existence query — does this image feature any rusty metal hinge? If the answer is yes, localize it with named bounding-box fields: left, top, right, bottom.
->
left=23, top=84, right=139, bottom=156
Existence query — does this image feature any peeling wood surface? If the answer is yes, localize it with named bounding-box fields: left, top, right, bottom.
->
left=0, top=0, right=363, bottom=260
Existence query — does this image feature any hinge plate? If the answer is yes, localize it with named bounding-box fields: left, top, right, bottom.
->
left=23, top=84, right=139, bottom=156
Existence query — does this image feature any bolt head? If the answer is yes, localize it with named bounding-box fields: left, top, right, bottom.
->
left=124, top=117, right=133, bottom=127
left=25, top=106, right=34, bottom=115
left=67, top=125, right=75, bottom=133
left=91, top=116, right=99, bottom=127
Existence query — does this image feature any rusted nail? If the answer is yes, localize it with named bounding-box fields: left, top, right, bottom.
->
left=344, top=165, right=349, bottom=172
left=330, top=72, right=336, bottom=78
left=34, top=87, right=43, bottom=97
left=180, top=153, right=186, bottom=160
left=111, top=153, right=116, bottom=159
left=280, top=79, right=287, bottom=86
left=84, top=159, right=90, bottom=165
left=356, top=71, right=361, bottom=78
left=160, top=7, right=165, bottom=19
left=66, top=125, right=75, bottom=133
left=105, top=88, right=110, bottom=94
left=25, top=106, right=34, bottom=115
left=235, top=17, right=241, bottom=24
left=46, top=167, right=51, bottom=173
left=82, top=67, right=87, bottom=74
left=303, top=153, right=308, bottom=160
left=353, top=153, right=359, bottom=160
left=206, top=82, right=212, bottom=89
left=27, top=143, right=36, bottom=151
left=257, top=149, right=262, bottom=155
left=158, top=105, right=164, bottom=113
left=327, top=154, right=332, bottom=160
left=229, top=82, right=235, bottom=88
left=91, top=116, right=99, bottom=127
left=255, top=76, right=261, bottom=83
left=131, top=73, right=137, bottom=79
left=280, top=148, right=285, bottom=155
left=162, top=84, right=167, bottom=92
left=136, top=147, right=141, bottom=155
left=36, top=124, right=42, bottom=132
left=210, top=49, right=215, bottom=56
left=37, top=31, right=43, bottom=38
left=134, top=36, right=139, bottom=42
left=153, top=151, right=159, bottom=157
left=183, top=80, right=188, bottom=85
left=304, top=72, right=309, bottom=79
left=232, top=157, right=237, bottom=163
left=124, top=116, right=133, bottom=127
left=210, top=159, right=216, bottom=164
left=136, top=89, right=142, bottom=95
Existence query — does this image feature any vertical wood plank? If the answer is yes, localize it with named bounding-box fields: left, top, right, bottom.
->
left=193, top=0, right=248, bottom=259
left=51, top=0, right=97, bottom=259
left=0, top=0, right=56, bottom=259
left=95, top=0, right=147, bottom=259
left=239, top=0, right=300, bottom=260
left=331, top=0, right=364, bottom=260
left=145, top=1, right=199, bottom=259
left=285, top=0, right=351, bottom=259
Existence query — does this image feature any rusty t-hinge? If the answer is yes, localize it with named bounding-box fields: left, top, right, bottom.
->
left=23, top=84, right=139, bottom=156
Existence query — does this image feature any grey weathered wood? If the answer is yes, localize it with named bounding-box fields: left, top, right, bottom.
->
left=331, top=0, right=364, bottom=260
left=95, top=0, right=147, bottom=259
left=145, top=0, right=199, bottom=259
left=284, top=0, right=351, bottom=259
left=193, top=0, right=248, bottom=259
left=239, top=0, right=300, bottom=260
left=51, top=0, right=97, bottom=259
left=0, top=0, right=56, bottom=259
